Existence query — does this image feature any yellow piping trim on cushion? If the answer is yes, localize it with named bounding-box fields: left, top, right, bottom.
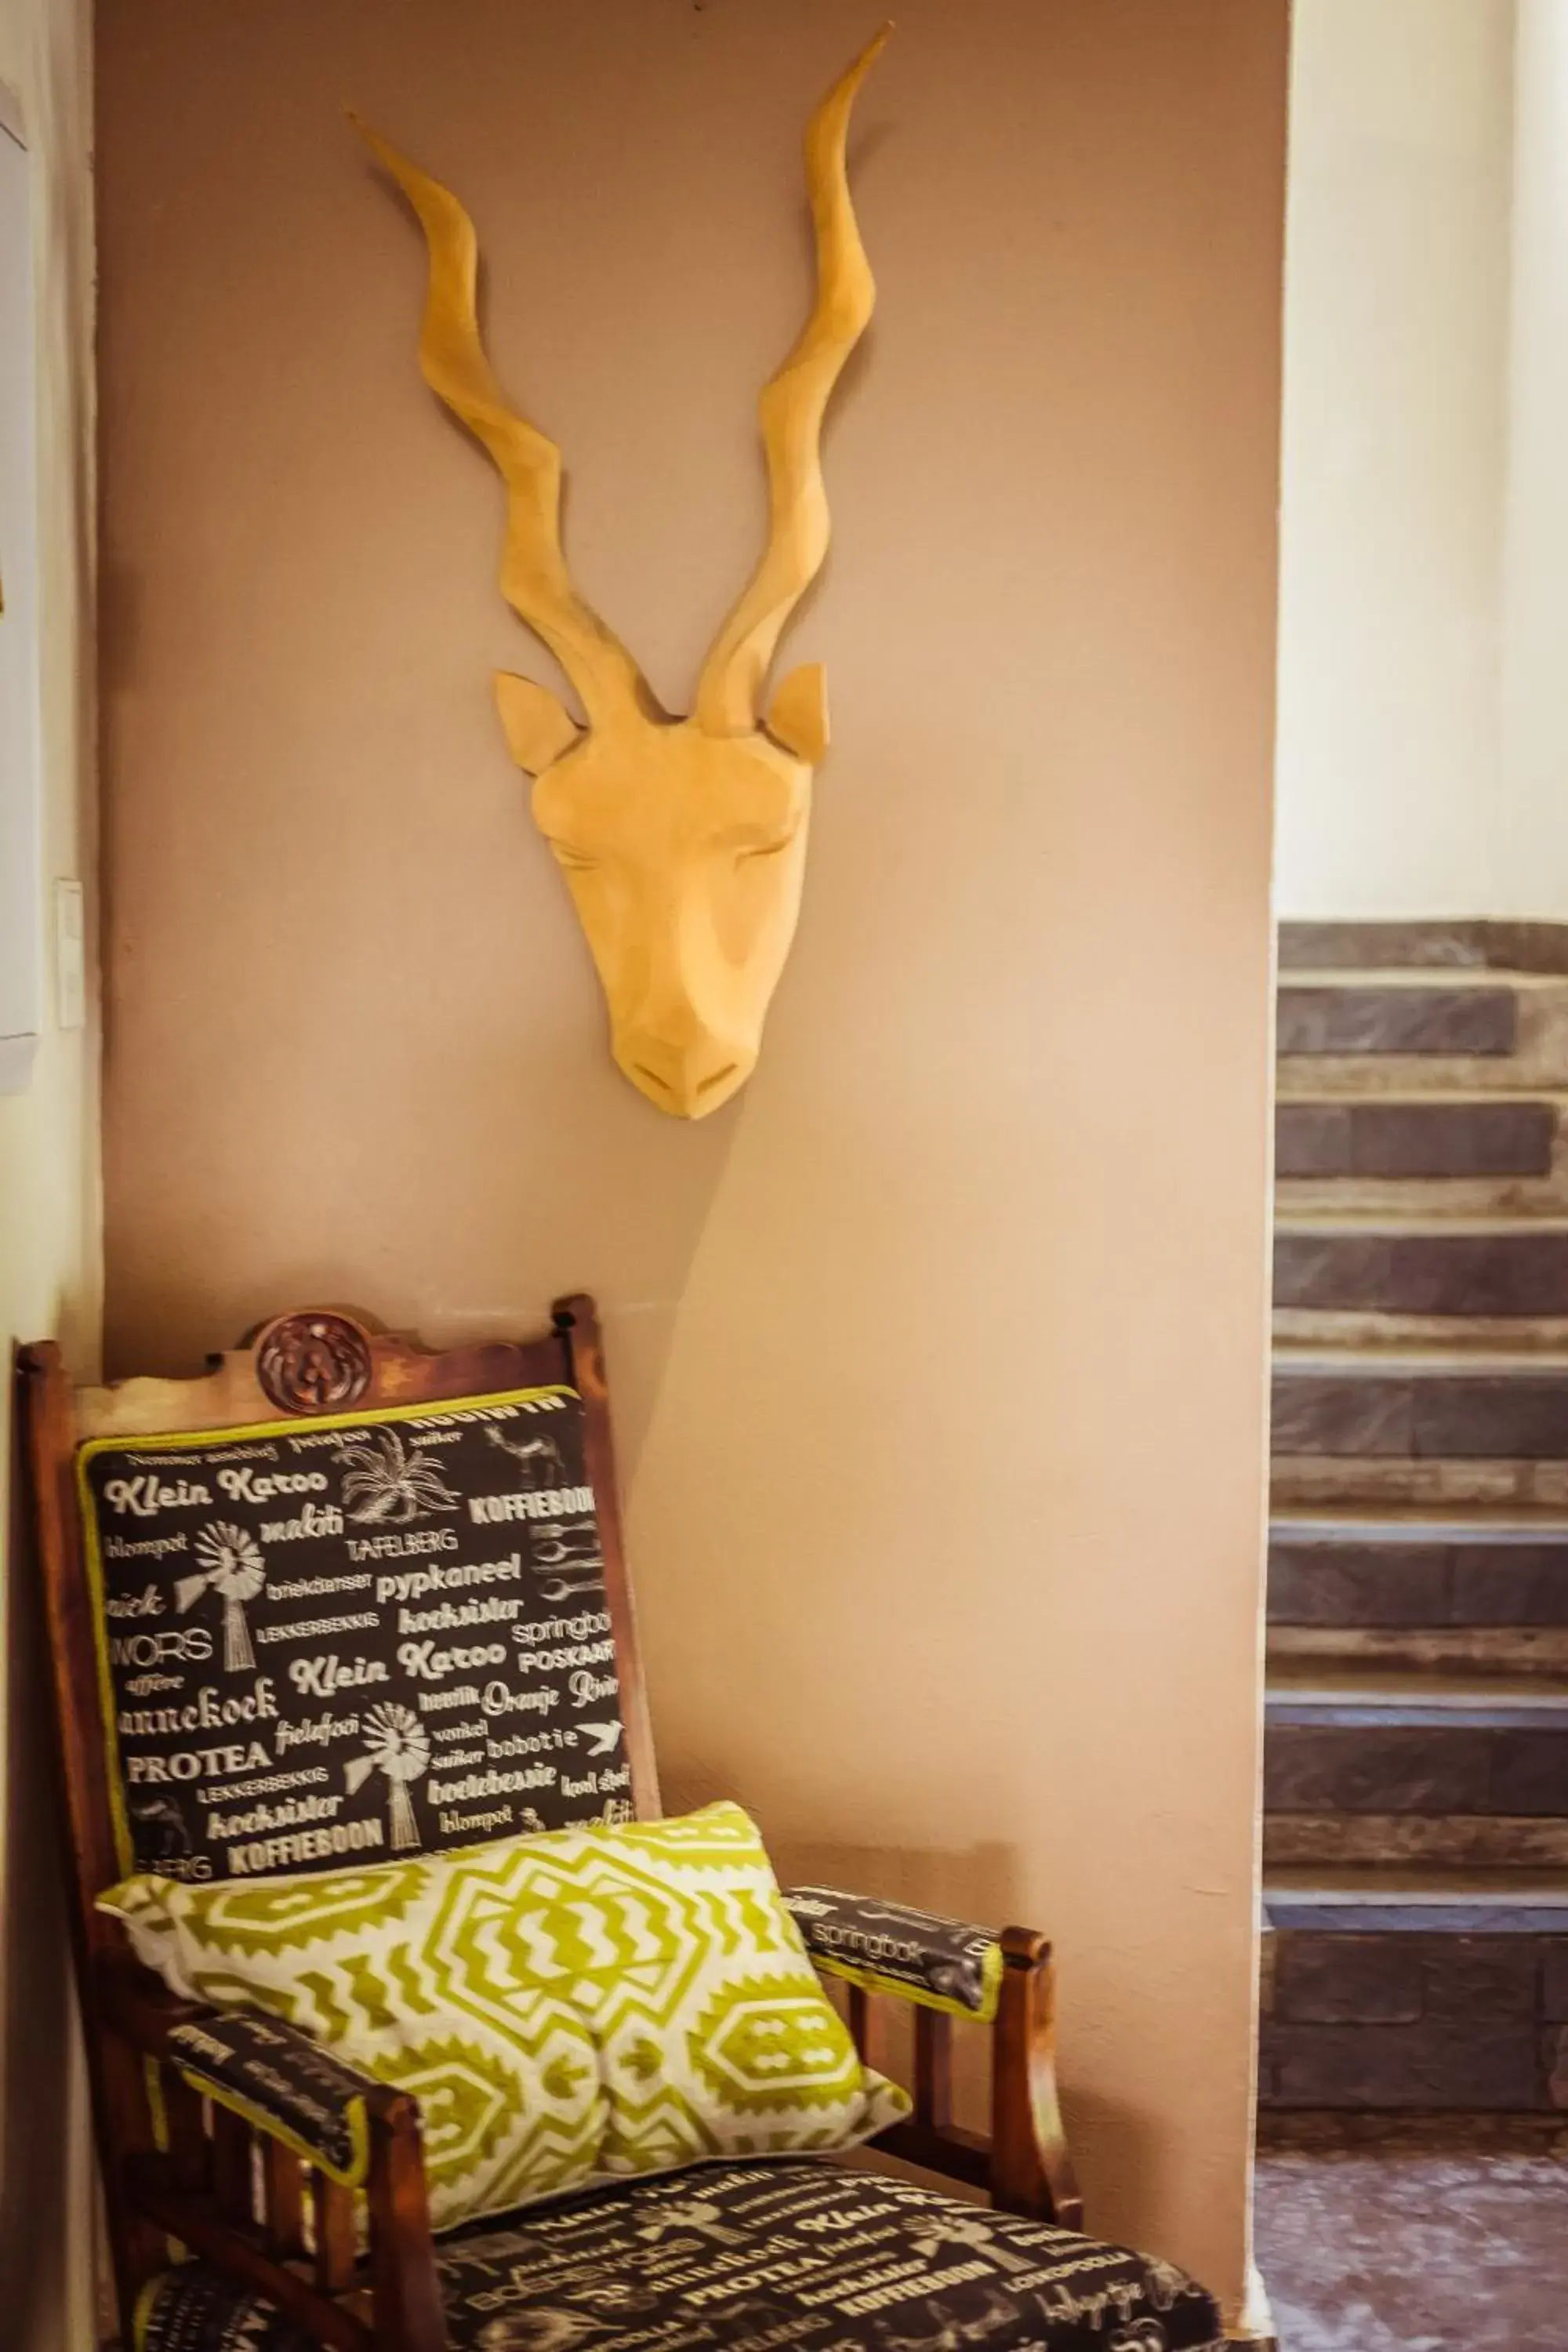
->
left=144, top=2055, right=170, bottom=2149
left=179, top=2067, right=372, bottom=2189
left=809, top=1939, right=1004, bottom=2027
left=74, top=1384, right=577, bottom=1875
left=132, top=2270, right=171, bottom=2352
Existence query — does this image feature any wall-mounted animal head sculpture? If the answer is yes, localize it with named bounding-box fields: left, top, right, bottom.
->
left=356, top=31, right=886, bottom=1117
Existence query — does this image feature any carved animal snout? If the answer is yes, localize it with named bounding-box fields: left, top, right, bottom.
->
left=612, top=935, right=756, bottom=1116
left=618, top=1025, right=749, bottom=1121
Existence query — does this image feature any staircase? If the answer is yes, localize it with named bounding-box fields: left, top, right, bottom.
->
left=1260, top=922, right=1568, bottom=2117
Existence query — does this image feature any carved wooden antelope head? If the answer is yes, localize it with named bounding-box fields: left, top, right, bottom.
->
left=355, top=31, right=886, bottom=1118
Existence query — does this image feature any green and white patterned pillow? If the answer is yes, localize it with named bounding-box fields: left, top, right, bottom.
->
left=99, top=1799, right=909, bottom=2231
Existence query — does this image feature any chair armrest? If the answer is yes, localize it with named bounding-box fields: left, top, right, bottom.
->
left=783, top=1891, right=1082, bottom=2234
left=782, top=1886, right=1004, bottom=2020
left=95, top=1955, right=447, bottom=2352
left=97, top=1958, right=393, bottom=2183
left=164, top=2011, right=379, bottom=2187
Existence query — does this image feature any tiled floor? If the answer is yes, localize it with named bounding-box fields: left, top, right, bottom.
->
left=1254, top=2125, right=1568, bottom=2350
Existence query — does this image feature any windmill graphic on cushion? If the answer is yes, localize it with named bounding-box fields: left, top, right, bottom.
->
left=345, top=1702, right=430, bottom=1851
left=176, top=1524, right=267, bottom=1673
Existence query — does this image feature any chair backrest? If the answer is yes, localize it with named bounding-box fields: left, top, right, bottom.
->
left=20, top=1296, right=659, bottom=1971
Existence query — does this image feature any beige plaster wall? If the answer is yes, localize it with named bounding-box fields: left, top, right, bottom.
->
left=97, top=0, right=1284, bottom=2314
left=0, top=0, right=98, bottom=2343
left=1275, top=0, right=1515, bottom=920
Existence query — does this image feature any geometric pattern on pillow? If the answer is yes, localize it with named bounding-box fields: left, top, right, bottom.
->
left=101, top=1801, right=909, bottom=2233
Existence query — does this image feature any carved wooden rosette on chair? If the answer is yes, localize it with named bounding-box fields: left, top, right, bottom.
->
left=354, top=31, right=887, bottom=1119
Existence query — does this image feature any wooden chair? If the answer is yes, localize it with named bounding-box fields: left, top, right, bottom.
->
left=19, top=1300, right=1223, bottom=2352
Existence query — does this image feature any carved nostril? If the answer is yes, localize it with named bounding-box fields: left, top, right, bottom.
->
left=632, top=1062, right=675, bottom=1095
left=695, top=1064, right=739, bottom=1097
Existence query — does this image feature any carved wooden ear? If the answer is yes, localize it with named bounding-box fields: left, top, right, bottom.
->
left=764, top=662, right=829, bottom=764
left=494, top=672, right=583, bottom=773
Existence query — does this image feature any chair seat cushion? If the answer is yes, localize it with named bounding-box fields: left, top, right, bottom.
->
left=137, top=2157, right=1225, bottom=2350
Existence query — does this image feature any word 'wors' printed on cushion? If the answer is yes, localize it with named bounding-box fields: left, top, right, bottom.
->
left=78, top=1388, right=630, bottom=1881
left=101, top=1802, right=909, bottom=2234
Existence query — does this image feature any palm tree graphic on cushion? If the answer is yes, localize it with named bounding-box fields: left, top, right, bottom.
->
left=344, top=1702, right=430, bottom=1850
left=337, top=1428, right=459, bottom=1526
left=175, top=1524, right=267, bottom=1672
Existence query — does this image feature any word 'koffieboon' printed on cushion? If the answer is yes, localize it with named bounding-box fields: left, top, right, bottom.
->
left=76, top=1388, right=631, bottom=1882
left=136, top=2157, right=1226, bottom=2352
left=783, top=1886, right=1004, bottom=2020
left=101, top=1802, right=909, bottom=2235
left=165, top=2012, right=379, bottom=2185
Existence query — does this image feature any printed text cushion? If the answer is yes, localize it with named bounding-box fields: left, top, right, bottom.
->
left=138, top=2158, right=1226, bottom=2351
left=78, top=1385, right=632, bottom=1882
left=100, top=1800, right=909, bottom=2231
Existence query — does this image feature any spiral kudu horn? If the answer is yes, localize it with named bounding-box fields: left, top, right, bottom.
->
left=348, top=114, right=658, bottom=732
left=695, top=26, right=887, bottom=735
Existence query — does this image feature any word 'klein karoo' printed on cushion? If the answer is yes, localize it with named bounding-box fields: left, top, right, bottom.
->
left=77, top=1387, right=630, bottom=1882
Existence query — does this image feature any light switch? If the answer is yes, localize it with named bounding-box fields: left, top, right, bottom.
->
left=54, top=877, right=85, bottom=1029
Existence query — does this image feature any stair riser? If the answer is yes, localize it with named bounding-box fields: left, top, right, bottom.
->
left=1272, top=1371, right=1568, bottom=1461
left=1276, top=1101, right=1559, bottom=1181
left=1266, top=1723, right=1568, bottom=1820
left=1278, top=987, right=1517, bottom=1059
left=1259, top=1929, right=1568, bottom=2112
left=1269, top=1539, right=1568, bottom=1628
left=1279, top=982, right=1568, bottom=1094
left=1279, top=920, right=1568, bottom=974
left=1265, top=1814, right=1568, bottom=1868
left=1276, top=1231, right=1568, bottom=1319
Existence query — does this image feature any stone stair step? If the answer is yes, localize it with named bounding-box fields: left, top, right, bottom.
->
left=1265, top=1865, right=1568, bottom=1932
left=1269, top=1514, right=1568, bottom=1628
left=1278, top=982, right=1517, bottom=1059
left=1264, top=1676, right=1568, bottom=1842
left=1279, top=920, right=1568, bottom=974
left=1271, top=1454, right=1568, bottom=1512
left=1274, top=1305, right=1568, bottom=1353
left=1276, top=1097, right=1559, bottom=1181
left=1258, top=1867, right=1568, bottom=2111
left=1272, top=1351, right=1568, bottom=1461
left=1265, top=1813, right=1568, bottom=1868
left=1276, top=971, right=1568, bottom=1094
left=1275, top=1221, right=1568, bottom=1318
left=1269, top=1625, right=1568, bottom=1676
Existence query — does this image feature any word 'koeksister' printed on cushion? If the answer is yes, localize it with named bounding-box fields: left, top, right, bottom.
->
left=77, top=1388, right=630, bottom=1881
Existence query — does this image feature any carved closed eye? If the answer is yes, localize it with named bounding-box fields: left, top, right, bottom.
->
left=550, top=833, right=796, bottom=873
left=736, top=831, right=799, bottom=864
